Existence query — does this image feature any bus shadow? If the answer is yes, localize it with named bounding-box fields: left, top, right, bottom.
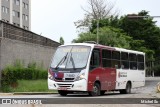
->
left=59, top=92, right=137, bottom=97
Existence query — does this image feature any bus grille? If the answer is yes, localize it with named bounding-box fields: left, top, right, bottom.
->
left=57, top=83, right=73, bottom=89
left=55, top=78, right=74, bottom=82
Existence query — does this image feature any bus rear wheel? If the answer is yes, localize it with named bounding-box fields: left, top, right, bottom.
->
left=58, top=90, right=68, bottom=96
left=120, top=82, right=131, bottom=94
left=89, top=83, right=100, bottom=96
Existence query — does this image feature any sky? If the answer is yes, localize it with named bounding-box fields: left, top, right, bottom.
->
left=31, top=0, right=160, bottom=44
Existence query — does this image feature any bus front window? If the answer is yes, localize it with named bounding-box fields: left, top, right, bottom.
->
left=51, top=46, right=91, bottom=70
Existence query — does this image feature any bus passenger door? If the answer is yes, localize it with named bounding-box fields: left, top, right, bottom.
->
left=88, top=49, right=104, bottom=91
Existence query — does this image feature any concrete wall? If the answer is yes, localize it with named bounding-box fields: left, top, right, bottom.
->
left=0, top=38, right=57, bottom=70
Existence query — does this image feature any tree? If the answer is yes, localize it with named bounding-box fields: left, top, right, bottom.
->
left=74, top=0, right=118, bottom=29
left=59, top=37, right=64, bottom=45
left=90, top=15, right=119, bottom=32
left=90, top=10, right=160, bottom=61
left=73, top=26, right=131, bottom=49
left=119, top=10, right=160, bottom=60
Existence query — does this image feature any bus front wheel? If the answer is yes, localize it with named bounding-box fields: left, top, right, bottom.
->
left=89, top=83, right=100, bottom=96
left=58, top=90, right=68, bottom=96
left=120, top=82, right=131, bottom=94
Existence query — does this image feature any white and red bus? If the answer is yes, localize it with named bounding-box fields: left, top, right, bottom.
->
left=48, top=43, right=145, bottom=96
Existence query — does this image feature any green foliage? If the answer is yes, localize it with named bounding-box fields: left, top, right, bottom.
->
left=118, top=10, right=160, bottom=60
left=73, top=26, right=131, bottom=49
left=59, top=37, right=64, bottom=45
left=1, top=61, right=48, bottom=88
left=2, top=80, right=53, bottom=92
left=85, top=10, right=160, bottom=62
left=153, top=65, right=160, bottom=76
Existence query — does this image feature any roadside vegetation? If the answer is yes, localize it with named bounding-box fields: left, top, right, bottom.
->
left=0, top=60, right=50, bottom=92
left=74, top=0, right=160, bottom=76
left=1, top=80, right=53, bottom=93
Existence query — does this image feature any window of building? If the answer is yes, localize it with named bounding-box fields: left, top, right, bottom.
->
left=121, top=52, right=129, bottom=69
left=23, top=2, right=28, bottom=9
left=23, top=2, right=25, bottom=8
left=25, top=15, right=28, bottom=21
left=2, top=6, right=9, bottom=14
left=129, top=53, right=137, bottom=70
left=6, top=7, right=9, bottom=14
left=12, top=10, right=20, bottom=18
left=12, top=10, right=15, bottom=16
left=14, top=0, right=20, bottom=6
left=17, top=12, right=20, bottom=18
left=23, top=14, right=25, bottom=20
left=2, top=6, right=5, bottom=13
left=25, top=4, right=28, bottom=9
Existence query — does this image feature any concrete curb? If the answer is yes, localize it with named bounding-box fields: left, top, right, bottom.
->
left=0, top=92, right=58, bottom=95
left=13, top=92, right=58, bottom=95
left=0, top=93, right=14, bottom=95
left=151, top=93, right=160, bottom=98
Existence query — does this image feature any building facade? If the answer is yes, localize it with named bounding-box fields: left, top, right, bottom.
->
left=0, top=0, right=31, bottom=30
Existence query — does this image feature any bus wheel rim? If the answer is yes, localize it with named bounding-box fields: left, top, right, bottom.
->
left=93, top=86, right=98, bottom=95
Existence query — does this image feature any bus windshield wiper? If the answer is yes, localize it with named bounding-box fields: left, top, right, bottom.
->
left=55, top=52, right=68, bottom=69
left=70, top=53, right=76, bottom=70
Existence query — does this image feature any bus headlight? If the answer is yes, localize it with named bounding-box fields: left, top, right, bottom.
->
left=48, top=68, right=54, bottom=80
left=48, top=72, right=54, bottom=80
left=75, top=73, right=85, bottom=81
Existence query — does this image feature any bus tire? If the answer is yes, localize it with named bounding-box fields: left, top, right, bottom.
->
left=58, top=90, right=68, bottom=96
left=89, top=83, right=100, bottom=96
left=120, top=82, right=131, bottom=94
left=100, top=91, right=105, bottom=95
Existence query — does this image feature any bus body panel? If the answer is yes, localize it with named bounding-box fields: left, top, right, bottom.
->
left=115, top=69, right=145, bottom=89
left=88, top=68, right=117, bottom=91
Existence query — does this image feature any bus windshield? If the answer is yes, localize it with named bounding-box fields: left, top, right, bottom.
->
left=51, top=45, right=91, bottom=69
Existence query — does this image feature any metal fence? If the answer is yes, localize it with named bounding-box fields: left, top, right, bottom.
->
left=146, top=60, right=160, bottom=77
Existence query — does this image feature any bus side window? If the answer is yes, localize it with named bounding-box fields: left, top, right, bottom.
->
left=137, top=54, right=144, bottom=70
left=90, top=49, right=100, bottom=70
left=129, top=53, right=137, bottom=70
left=121, top=52, right=129, bottom=69
left=102, top=49, right=111, bottom=68
left=112, top=51, right=120, bottom=69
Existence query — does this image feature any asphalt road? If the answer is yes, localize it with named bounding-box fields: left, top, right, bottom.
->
left=0, top=77, right=160, bottom=98
left=0, top=77, right=160, bottom=107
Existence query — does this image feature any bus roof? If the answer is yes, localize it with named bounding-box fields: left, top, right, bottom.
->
left=59, top=43, right=145, bottom=55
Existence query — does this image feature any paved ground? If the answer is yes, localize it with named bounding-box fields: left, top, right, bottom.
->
left=0, top=77, right=160, bottom=107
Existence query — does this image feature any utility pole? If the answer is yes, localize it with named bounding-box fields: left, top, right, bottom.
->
left=97, top=20, right=99, bottom=44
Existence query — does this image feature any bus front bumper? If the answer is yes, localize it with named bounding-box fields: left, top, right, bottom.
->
left=48, top=79, right=87, bottom=91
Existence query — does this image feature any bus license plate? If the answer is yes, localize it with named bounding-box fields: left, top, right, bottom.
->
left=58, top=87, right=67, bottom=90
left=64, top=73, right=78, bottom=78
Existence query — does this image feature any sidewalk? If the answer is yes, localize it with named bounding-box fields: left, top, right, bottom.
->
left=0, top=92, right=57, bottom=96
left=13, top=92, right=57, bottom=95
left=0, top=93, right=13, bottom=95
